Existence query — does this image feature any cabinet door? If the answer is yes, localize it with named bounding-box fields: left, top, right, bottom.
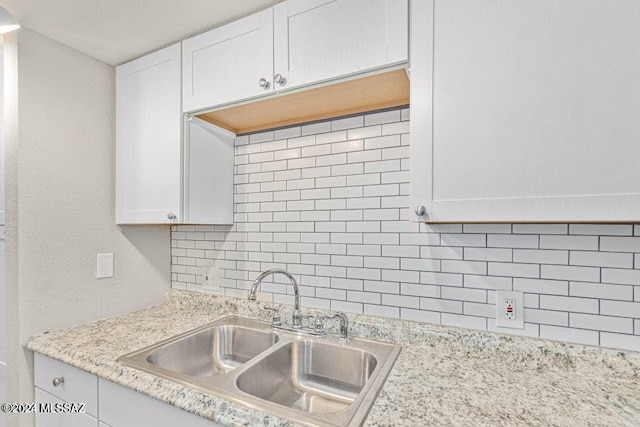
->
left=99, top=379, right=218, bottom=427
left=182, top=9, right=274, bottom=112
left=274, top=0, right=408, bottom=91
left=411, top=0, right=640, bottom=222
left=35, top=388, right=98, bottom=427
left=183, top=118, right=234, bottom=224
left=116, top=44, right=182, bottom=224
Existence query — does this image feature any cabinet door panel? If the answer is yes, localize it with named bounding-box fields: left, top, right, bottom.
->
left=35, top=388, right=98, bottom=427
left=184, top=118, right=234, bottom=224
left=116, top=44, right=181, bottom=224
left=274, top=0, right=408, bottom=91
left=99, top=379, right=217, bottom=427
left=411, top=0, right=640, bottom=222
left=183, top=9, right=274, bottom=112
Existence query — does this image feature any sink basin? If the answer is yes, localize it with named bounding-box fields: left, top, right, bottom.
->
left=146, top=324, right=278, bottom=376
left=236, top=340, right=377, bottom=413
left=118, top=315, right=400, bottom=426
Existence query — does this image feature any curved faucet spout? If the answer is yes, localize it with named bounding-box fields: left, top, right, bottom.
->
left=248, top=269, right=302, bottom=329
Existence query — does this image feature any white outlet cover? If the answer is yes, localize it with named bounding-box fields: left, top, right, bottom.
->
left=495, top=290, right=524, bottom=329
left=203, top=266, right=221, bottom=293
left=96, top=253, right=114, bottom=279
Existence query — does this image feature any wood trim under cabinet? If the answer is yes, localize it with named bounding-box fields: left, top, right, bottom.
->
left=196, top=69, right=410, bottom=134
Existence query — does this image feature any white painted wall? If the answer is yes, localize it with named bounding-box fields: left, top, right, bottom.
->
left=3, top=28, right=171, bottom=426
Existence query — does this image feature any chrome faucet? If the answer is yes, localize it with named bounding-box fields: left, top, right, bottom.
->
left=248, top=269, right=302, bottom=329
left=320, top=311, right=350, bottom=344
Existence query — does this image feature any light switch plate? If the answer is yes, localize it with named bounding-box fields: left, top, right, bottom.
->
left=97, top=253, right=114, bottom=279
left=495, top=290, right=524, bottom=329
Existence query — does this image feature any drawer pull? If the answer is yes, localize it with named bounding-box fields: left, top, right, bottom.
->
left=52, top=377, right=64, bottom=387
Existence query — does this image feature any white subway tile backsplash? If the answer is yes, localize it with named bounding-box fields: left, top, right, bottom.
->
left=569, top=281, right=633, bottom=301
left=419, top=272, right=462, bottom=287
left=513, top=249, right=568, bottom=265
left=541, top=265, right=600, bottom=283
left=569, top=224, right=633, bottom=236
left=539, top=295, right=599, bottom=314
left=442, top=260, right=487, bottom=275
left=364, top=135, right=401, bottom=150
left=570, top=251, right=633, bottom=268
left=463, top=302, right=495, bottom=318
left=347, top=126, right=381, bottom=140
left=488, top=234, right=538, bottom=249
left=442, top=287, right=486, bottom=303
left=364, top=304, right=399, bottom=319
left=569, top=313, right=633, bottom=334
left=169, top=110, right=640, bottom=352
left=401, top=283, right=440, bottom=298
left=332, top=116, right=364, bottom=131
left=441, top=313, right=487, bottom=330
left=540, top=325, right=599, bottom=346
left=421, top=297, right=463, bottom=314
left=301, top=121, right=331, bottom=136
left=540, top=235, right=599, bottom=250
left=464, top=275, right=512, bottom=291
left=401, top=308, right=440, bottom=324
left=488, top=262, right=539, bottom=279
left=440, top=233, right=486, bottom=248
left=524, top=309, right=568, bottom=326
left=464, top=247, right=512, bottom=262
left=364, top=110, right=401, bottom=126
left=601, top=268, right=640, bottom=285
left=513, top=278, right=568, bottom=296
left=600, top=333, right=640, bottom=352
left=600, top=300, right=640, bottom=318
left=512, top=224, right=568, bottom=234
left=462, top=224, right=511, bottom=234
left=600, top=237, right=640, bottom=253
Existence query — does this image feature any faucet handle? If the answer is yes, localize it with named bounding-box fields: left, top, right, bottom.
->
left=319, top=311, right=349, bottom=343
left=263, top=306, right=282, bottom=327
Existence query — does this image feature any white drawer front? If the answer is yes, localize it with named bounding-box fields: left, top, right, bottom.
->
left=35, top=387, right=98, bottom=427
left=34, top=353, right=98, bottom=417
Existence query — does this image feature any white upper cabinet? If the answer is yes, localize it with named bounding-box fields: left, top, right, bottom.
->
left=182, top=9, right=274, bottom=113
left=116, top=46, right=234, bottom=225
left=183, top=0, right=409, bottom=112
left=116, top=44, right=182, bottom=224
left=411, top=0, right=640, bottom=223
left=274, top=0, right=408, bottom=91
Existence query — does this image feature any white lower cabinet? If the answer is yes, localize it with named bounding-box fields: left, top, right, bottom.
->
left=34, top=388, right=98, bottom=427
left=99, top=379, right=217, bottom=427
left=34, top=353, right=98, bottom=418
left=34, top=354, right=221, bottom=427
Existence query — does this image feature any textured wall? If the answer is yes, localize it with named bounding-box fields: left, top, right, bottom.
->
left=4, top=28, right=170, bottom=424
left=172, top=108, right=640, bottom=353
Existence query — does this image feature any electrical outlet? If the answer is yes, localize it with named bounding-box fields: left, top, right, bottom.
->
left=495, top=291, right=524, bottom=329
left=202, top=266, right=220, bottom=293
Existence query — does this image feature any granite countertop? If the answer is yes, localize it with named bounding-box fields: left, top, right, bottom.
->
left=26, top=290, right=640, bottom=427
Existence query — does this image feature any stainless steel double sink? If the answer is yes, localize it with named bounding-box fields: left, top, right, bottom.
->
left=117, top=316, right=401, bottom=427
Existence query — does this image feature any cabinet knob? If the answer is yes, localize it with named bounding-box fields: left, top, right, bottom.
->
left=415, top=205, right=427, bottom=216
left=274, top=74, right=286, bottom=86
left=167, top=212, right=176, bottom=220
left=52, top=377, right=64, bottom=387
left=258, top=78, right=270, bottom=89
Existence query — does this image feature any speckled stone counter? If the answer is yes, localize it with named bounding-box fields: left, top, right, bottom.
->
left=26, top=290, right=640, bottom=427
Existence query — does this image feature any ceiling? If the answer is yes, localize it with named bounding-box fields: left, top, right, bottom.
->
left=0, top=0, right=282, bottom=65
